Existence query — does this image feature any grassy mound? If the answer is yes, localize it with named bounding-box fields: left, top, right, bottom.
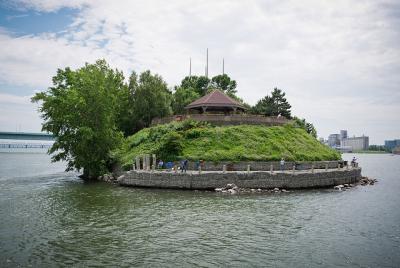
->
left=115, top=120, right=341, bottom=169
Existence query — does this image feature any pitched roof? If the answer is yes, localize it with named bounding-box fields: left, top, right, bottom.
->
left=185, top=89, right=245, bottom=109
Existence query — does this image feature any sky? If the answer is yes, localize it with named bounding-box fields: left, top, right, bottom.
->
left=0, top=0, right=399, bottom=144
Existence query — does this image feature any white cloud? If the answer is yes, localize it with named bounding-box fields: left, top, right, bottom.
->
left=0, top=0, right=399, bottom=143
left=0, top=93, right=42, bottom=132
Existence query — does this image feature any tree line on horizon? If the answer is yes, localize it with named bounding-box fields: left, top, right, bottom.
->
left=32, top=59, right=316, bottom=179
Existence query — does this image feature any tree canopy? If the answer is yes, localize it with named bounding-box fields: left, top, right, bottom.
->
left=32, top=59, right=319, bottom=178
left=210, top=74, right=237, bottom=95
left=130, top=70, right=172, bottom=132
left=32, top=60, right=125, bottom=179
left=252, top=88, right=292, bottom=118
left=292, top=117, right=317, bottom=138
left=180, top=75, right=210, bottom=96
left=171, top=86, right=200, bottom=114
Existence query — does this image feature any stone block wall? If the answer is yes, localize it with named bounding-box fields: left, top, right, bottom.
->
left=118, top=168, right=361, bottom=190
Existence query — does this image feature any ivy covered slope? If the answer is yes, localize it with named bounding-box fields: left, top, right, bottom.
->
left=115, top=120, right=340, bottom=169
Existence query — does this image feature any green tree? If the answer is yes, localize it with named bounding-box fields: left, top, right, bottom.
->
left=180, top=75, right=210, bottom=96
left=252, top=88, right=292, bottom=118
left=210, top=74, right=237, bottom=95
left=293, top=117, right=317, bottom=138
left=31, top=60, right=125, bottom=179
left=172, top=86, right=200, bottom=114
left=131, top=70, right=172, bottom=131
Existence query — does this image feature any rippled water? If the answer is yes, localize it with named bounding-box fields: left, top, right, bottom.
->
left=0, top=151, right=399, bottom=267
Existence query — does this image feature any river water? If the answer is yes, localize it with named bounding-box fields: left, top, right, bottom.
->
left=0, top=150, right=399, bottom=267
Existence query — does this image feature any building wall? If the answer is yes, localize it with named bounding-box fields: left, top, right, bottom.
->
left=328, top=134, right=340, bottom=147
left=385, top=139, right=400, bottom=151
left=341, top=136, right=369, bottom=151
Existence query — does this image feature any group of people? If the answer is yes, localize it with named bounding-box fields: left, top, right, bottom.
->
left=157, top=159, right=190, bottom=173
left=154, top=157, right=357, bottom=172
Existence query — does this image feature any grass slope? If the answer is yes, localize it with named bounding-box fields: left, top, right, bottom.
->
left=115, top=120, right=341, bottom=169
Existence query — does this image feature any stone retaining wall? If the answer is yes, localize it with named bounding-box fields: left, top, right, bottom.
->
left=118, top=168, right=361, bottom=190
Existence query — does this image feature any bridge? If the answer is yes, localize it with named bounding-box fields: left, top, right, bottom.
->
left=0, top=131, right=54, bottom=141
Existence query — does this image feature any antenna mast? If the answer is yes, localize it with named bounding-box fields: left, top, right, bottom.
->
left=222, top=58, right=225, bottom=75
left=206, top=48, right=209, bottom=78
left=189, top=57, right=192, bottom=77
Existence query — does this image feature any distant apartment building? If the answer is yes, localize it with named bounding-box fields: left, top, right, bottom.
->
left=340, top=130, right=348, bottom=140
left=328, top=134, right=341, bottom=147
left=385, top=139, right=400, bottom=151
left=341, top=136, right=369, bottom=151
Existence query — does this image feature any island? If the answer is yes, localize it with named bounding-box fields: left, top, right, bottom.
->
left=113, top=90, right=361, bottom=190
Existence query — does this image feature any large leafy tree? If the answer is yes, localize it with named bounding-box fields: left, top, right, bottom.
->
left=131, top=70, right=172, bottom=131
left=180, top=75, right=210, bottom=96
left=210, top=74, right=237, bottom=95
left=32, top=60, right=125, bottom=179
left=172, top=86, right=200, bottom=114
left=252, top=88, right=292, bottom=118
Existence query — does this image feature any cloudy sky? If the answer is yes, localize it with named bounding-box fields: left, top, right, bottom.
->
left=0, top=0, right=399, bottom=144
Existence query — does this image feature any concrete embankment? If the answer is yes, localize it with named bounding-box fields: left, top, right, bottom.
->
left=117, top=168, right=361, bottom=190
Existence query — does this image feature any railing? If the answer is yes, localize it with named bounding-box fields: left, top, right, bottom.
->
left=151, top=114, right=290, bottom=126
left=0, top=143, right=52, bottom=149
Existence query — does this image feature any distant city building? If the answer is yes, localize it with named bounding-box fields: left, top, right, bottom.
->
left=341, top=136, right=369, bottom=151
left=328, top=134, right=341, bottom=147
left=340, top=130, right=348, bottom=140
left=384, top=139, right=400, bottom=151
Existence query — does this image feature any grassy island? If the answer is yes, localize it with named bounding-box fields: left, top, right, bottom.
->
left=115, top=120, right=340, bottom=170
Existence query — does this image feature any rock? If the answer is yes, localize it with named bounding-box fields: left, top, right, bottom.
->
left=232, top=185, right=239, bottom=191
left=273, top=188, right=280, bottom=191
left=250, top=188, right=256, bottom=192
left=227, top=189, right=237, bottom=194
left=117, top=175, right=125, bottom=182
left=349, top=184, right=354, bottom=187
left=334, top=185, right=342, bottom=190
left=281, top=189, right=288, bottom=192
left=226, top=183, right=235, bottom=189
left=215, top=188, right=224, bottom=192
left=222, top=190, right=228, bottom=193
left=257, top=188, right=262, bottom=192
left=338, top=185, right=344, bottom=188
left=344, top=184, right=349, bottom=187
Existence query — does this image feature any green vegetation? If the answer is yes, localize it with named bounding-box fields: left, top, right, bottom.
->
left=33, top=59, right=325, bottom=178
left=252, top=88, right=292, bottom=119
left=352, top=150, right=389, bottom=154
left=32, top=60, right=125, bottom=179
left=115, top=120, right=340, bottom=170
left=292, top=117, right=317, bottom=138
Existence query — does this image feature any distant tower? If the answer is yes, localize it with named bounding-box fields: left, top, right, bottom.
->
left=222, top=58, right=225, bottom=75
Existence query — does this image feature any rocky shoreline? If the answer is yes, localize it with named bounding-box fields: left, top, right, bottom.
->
left=333, top=176, right=377, bottom=191
left=213, top=177, right=377, bottom=195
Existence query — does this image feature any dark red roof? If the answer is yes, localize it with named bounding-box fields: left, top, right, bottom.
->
left=185, top=90, right=245, bottom=109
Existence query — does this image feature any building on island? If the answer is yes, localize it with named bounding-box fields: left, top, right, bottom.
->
left=151, top=89, right=289, bottom=127
left=185, top=89, right=246, bottom=114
